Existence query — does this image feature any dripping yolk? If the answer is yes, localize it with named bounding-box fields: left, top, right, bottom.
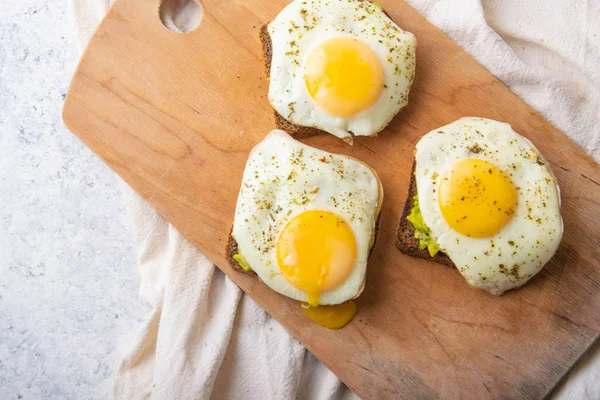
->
left=301, top=301, right=358, bottom=330
left=276, top=210, right=357, bottom=306
left=438, top=158, right=517, bottom=238
left=304, top=37, right=384, bottom=117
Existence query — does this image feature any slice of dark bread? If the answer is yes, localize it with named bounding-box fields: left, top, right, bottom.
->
left=397, top=162, right=455, bottom=268
left=227, top=212, right=382, bottom=274
left=259, top=24, right=327, bottom=140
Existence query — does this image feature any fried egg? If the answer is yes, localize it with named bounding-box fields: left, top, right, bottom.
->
left=232, top=130, right=382, bottom=317
left=267, top=0, right=416, bottom=142
left=414, top=118, right=563, bottom=295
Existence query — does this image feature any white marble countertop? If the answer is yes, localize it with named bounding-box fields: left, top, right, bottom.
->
left=0, top=1, right=146, bottom=398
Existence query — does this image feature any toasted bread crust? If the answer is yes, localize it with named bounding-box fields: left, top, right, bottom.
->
left=396, top=162, right=455, bottom=268
left=226, top=227, right=257, bottom=275
left=227, top=212, right=382, bottom=274
left=260, top=24, right=328, bottom=139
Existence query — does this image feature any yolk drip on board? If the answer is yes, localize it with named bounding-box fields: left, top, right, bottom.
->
left=276, top=210, right=359, bottom=329
left=438, top=158, right=517, bottom=238
left=301, top=301, right=358, bottom=330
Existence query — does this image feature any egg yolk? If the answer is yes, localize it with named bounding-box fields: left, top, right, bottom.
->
left=438, top=158, right=517, bottom=238
left=276, top=210, right=357, bottom=306
left=301, top=301, right=358, bottom=330
left=304, top=37, right=384, bottom=117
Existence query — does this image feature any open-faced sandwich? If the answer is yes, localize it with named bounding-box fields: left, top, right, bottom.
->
left=398, top=117, right=563, bottom=295
left=228, top=130, right=383, bottom=328
left=261, top=0, right=416, bottom=143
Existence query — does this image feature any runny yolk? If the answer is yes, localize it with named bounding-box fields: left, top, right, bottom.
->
left=304, top=37, right=384, bottom=117
left=301, top=301, right=358, bottom=330
left=276, top=210, right=357, bottom=307
left=438, top=158, right=517, bottom=238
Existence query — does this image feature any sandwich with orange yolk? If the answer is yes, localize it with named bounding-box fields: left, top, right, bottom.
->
left=397, top=118, right=563, bottom=295
left=228, top=130, right=383, bottom=328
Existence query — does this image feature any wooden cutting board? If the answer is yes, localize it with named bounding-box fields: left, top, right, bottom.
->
left=63, top=0, right=600, bottom=398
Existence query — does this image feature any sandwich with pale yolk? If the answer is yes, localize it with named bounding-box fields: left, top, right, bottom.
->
left=227, top=130, right=383, bottom=329
left=261, top=0, right=416, bottom=143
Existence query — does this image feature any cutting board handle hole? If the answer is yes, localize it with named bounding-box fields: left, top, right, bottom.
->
left=159, top=0, right=203, bottom=33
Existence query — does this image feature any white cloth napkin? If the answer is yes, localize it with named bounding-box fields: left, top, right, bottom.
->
left=70, top=0, right=600, bottom=399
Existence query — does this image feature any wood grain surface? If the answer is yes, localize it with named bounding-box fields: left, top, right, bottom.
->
left=62, top=0, right=600, bottom=398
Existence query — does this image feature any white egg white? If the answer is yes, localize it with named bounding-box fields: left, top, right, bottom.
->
left=415, top=117, right=563, bottom=295
left=232, top=130, right=382, bottom=305
left=267, top=0, right=416, bottom=141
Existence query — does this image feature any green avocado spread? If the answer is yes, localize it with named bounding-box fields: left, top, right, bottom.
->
left=406, top=195, right=440, bottom=257
left=233, top=253, right=253, bottom=272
